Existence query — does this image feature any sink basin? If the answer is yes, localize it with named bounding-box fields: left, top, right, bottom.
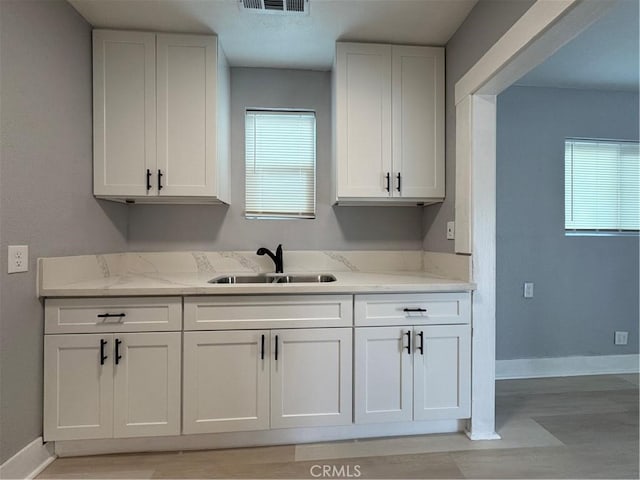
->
left=277, top=274, right=337, bottom=283
left=209, top=274, right=336, bottom=284
left=210, top=275, right=273, bottom=284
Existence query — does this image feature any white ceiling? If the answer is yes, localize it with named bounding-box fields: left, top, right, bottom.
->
left=68, top=0, right=477, bottom=70
left=516, top=0, right=639, bottom=91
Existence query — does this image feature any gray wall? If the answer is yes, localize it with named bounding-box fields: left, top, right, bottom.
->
left=422, top=0, right=536, bottom=252
left=0, top=0, right=128, bottom=463
left=128, top=68, right=423, bottom=251
left=496, top=86, right=639, bottom=360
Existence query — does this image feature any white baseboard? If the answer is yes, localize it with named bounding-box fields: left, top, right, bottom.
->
left=496, top=354, right=640, bottom=380
left=0, top=437, right=55, bottom=480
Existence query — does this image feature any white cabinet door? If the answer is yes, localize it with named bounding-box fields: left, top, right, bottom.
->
left=391, top=46, right=445, bottom=199
left=354, top=327, right=413, bottom=424
left=93, top=30, right=156, bottom=197
left=156, top=34, right=218, bottom=197
left=335, top=43, right=392, bottom=199
left=113, top=332, right=181, bottom=437
left=413, top=325, right=471, bottom=421
left=183, top=330, right=270, bottom=434
left=271, top=328, right=352, bottom=428
left=44, top=334, right=114, bottom=441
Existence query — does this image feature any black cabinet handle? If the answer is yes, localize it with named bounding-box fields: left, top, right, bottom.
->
left=404, top=330, right=411, bottom=355
left=403, top=308, right=427, bottom=313
left=261, top=334, right=265, bottom=360
left=396, top=172, right=401, bottom=192
left=158, top=170, right=163, bottom=191
left=100, top=339, right=108, bottom=365
left=97, top=313, right=126, bottom=319
left=115, top=338, right=122, bottom=365
left=385, top=172, right=390, bottom=192
left=146, top=169, right=152, bottom=191
left=417, top=331, right=424, bottom=355
left=274, top=335, right=279, bottom=361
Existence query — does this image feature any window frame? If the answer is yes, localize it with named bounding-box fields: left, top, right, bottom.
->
left=244, top=108, right=317, bottom=220
left=564, top=137, right=639, bottom=236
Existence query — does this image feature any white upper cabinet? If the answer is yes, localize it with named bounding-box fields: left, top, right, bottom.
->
left=93, top=31, right=155, bottom=198
left=93, top=30, right=230, bottom=204
left=334, top=43, right=392, bottom=199
left=333, top=42, right=444, bottom=205
left=392, top=46, right=445, bottom=200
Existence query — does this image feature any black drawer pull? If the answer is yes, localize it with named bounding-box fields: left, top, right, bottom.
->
left=100, top=339, right=108, bottom=365
left=275, top=335, right=279, bottom=361
left=404, top=330, right=411, bottom=355
left=115, top=338, right=122, bottom=365
left=396, top=172, right=401, bottom=192
left=146, top=169, right=152, bottom=191
left=97, top=313, right=126, bottom=319
left=385, top=172, right=390, bottom=192
left=417, top=331, right=424, bottom=355
left=261, top=334, right=265, bottom=360
left=158, top=169, right=163, bottom=191
left=403, top=308, right=426, bottom=313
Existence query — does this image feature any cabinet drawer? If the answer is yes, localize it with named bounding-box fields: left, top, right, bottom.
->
left=184, top=295, right=353, bottom=330
left=354, top=293, right=470, bottom=326
left=45, top=297, right=182, bottom=334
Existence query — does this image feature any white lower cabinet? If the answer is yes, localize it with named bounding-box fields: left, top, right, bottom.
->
left=44, top=334, right=114, bottom=441
left=182, top=330, right=270, bottom=434
left=183, top=328, right=353, bottom=434
left=44, top=332, right=181, bottom=441
left=113, top=333, right=182, bottom=437
left=44, top=292, right=471, bottom=446
left=413, top=325, right=470, bottom=421
left=355, top=324, right=470, bottom=424
left=271, top=328, right=352, bottom=428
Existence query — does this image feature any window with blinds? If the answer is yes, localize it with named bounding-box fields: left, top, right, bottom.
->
left=565, top=138, right=639, bottom=233
left=245, top=110, right=316, bottom=219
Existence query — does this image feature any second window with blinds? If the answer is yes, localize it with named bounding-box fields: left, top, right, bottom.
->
left=245, top=110, right=316, bottom=219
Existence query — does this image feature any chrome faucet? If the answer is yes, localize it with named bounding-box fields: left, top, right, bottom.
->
left=257, top=244, right=284, bottom=273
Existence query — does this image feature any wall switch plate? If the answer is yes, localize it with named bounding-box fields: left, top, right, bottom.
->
left=614, top=331, right=629, bottom=345
left=8, top=245, right=28, bottom=273
left=446, top=221, right=455, bottom=240
left=523, top=282, right=534, bottom=298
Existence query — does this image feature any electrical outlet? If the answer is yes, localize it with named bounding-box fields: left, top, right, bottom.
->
left=446, top=221, right=455, bottom=240
left=523, top=282, right=534, bottom=298
left=8, top=245, right=29, bottom=273
left=614, top=331, right=629, bottom=346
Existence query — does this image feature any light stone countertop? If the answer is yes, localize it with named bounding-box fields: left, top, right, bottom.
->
left=39, top=270, right=474, bottom=297
left=37, top=251, right=475, bottom=297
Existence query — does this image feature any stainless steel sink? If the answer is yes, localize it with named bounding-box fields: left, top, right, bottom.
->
left=209, top=274, right=336, bottom=284
left=210, top=275, right=273, bottom=284
left=278, top=274, right=337, bottom=283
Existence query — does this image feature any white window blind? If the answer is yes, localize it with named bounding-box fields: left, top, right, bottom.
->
left=565, top=138, right=639, bottom=232
left=245, top=110, right=316, bottom=219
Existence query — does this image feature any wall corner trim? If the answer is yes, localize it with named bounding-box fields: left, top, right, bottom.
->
left=496, top=354, right=640, bottom=380
left=0, top=437, right=56, bottom=480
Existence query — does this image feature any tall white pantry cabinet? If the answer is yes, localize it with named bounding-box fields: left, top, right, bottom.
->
left=333, top=42, right=445, bottom=204
left=92, top=30, right=230, bottom=203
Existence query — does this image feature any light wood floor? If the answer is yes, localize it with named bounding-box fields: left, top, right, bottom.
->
left=38, top=374, right=639, bottom=479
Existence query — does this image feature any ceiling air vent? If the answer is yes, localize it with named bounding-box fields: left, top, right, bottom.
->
left=239, top=0, right=309, bottom=15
